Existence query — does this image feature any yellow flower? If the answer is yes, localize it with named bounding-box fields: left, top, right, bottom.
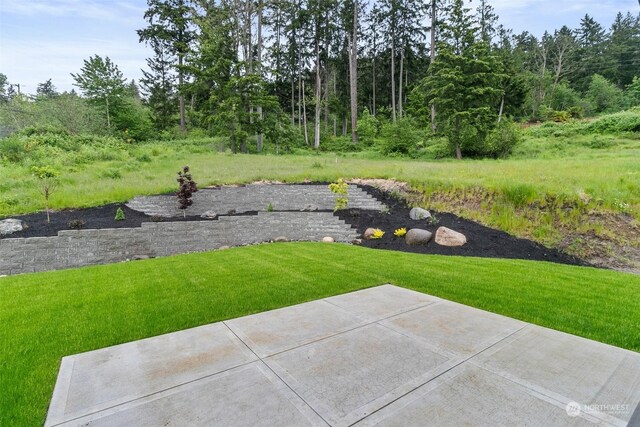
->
left=394, top=227, right=407, bottom=237
left=372, top=229, right=385, bottom=239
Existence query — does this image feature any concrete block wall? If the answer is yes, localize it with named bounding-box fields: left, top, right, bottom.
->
left=0, top=212, right=358, bottom=275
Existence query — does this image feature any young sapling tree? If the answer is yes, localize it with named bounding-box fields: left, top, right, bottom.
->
left=31, top=165, right=59, bottom=223
left=329, top=178, right=349, bottom=212
left=114, top=207, right=126, bottom=221
left=176, top=166, right=197, bottom=217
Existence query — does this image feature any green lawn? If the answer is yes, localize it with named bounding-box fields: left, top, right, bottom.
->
left=1, top=242, right=639, bottom=426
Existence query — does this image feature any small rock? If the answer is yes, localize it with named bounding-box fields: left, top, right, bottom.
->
left=435, top=226, right=467, bottom=247
left=274, top=236, right=290, bottom=243
left=201, top=210, right=218, bottom=219
left=218, top=245, right=230, bottom=250
left=351, top=238, right=363, bottom=245
left=132, top=255, right=150, bottom=261
left=405, top=228, right=433, bottom=246
left=322, top=236, right=335, bottom=243
left=227, top=209, right=237, bottom=215
left=363, top=228, right=377, bottom=240
left=0, top=219, right=25, bottom=236
left=409, top=207, right=432, bottom=221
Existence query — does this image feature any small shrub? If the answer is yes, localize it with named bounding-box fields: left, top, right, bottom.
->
left=31, top=165, right=59, bottom=223
left=114, top=207, right=125, bottom=221
left=393, top=227, right=407, bottom=237
left=358, top=108, right=380, bottom=146
left=378, top=118, right=422, bottom=156
left=371, top=228, right=385, bottom=239
left=311, top=161, right=323, bottom=169
left=328, top=178, right=349, bottom=211
left=549, top=110, right=571, bottom=123
left=267, top=202, right=274, bottom=212
left=68, top=219, right=85, bottom=229
left=176, top=165, right=198, bottom=217
left=485, top=120, right=521, bottom=158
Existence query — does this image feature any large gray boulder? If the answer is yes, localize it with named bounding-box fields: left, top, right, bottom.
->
left=435, top=226, right=467, bottom=247
left=409, top=207, right=432, bottom=220
left=0, top=219, right=25, bottom=236
left=405, top=228, right=433, bottom=246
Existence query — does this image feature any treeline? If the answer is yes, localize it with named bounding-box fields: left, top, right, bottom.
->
left=1, top=0, right=640, bottom=159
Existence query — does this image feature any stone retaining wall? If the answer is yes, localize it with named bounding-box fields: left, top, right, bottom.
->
left=127, top=184, right=385, bottom=217
left=0, top=212, right=358, bottom=275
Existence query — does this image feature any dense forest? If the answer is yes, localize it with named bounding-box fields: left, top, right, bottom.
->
left=1, top=0, right=640, bottom=159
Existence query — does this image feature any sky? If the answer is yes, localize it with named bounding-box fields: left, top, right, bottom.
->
left=0, top=0, right=639, bottom=94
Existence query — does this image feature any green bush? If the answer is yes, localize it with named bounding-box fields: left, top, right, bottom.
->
left=0, top=137, right=29, bottom=163
left=587, top=74, right=626, bottom=114
left=585, top=110, right=640, bottom=134
left=420, top=137, right=450, bottom=159
left=485, top=120, right=521, bottom=158
left=319, top=135, right=362, bottom=153
left=378, top=118, right=422, bottom=156
left=358, top=108, right=379, bottom=146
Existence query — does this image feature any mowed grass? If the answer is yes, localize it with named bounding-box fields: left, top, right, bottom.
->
left=1, top=243, right=639, bottom=426
left=1, top=142, right=639, bottom=217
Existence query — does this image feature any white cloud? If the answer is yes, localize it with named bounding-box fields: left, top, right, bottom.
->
left=1, top=38, right=150, bottom=93
left=1, top=0, right=144, bottom=25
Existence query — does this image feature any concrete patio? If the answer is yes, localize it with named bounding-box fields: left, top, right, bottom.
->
left=46, top=285, right=640, bottom=426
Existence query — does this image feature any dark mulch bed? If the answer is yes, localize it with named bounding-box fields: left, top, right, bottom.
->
left=1, top=204, right=153, bottom=239
left=337, top=185, right=590, bottom=267
left=1, top=184, right=590, bottom=268
left=0, top=204, right=247, bottom=239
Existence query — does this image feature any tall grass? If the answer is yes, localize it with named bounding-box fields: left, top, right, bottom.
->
left=1, top=145, right=638, bottom=217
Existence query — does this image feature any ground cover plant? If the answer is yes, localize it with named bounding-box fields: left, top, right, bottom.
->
left=0, top=243, right=639, bottom=426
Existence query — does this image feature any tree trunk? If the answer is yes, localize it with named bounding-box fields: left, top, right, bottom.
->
left=333, top=76, right=338, bottom=136
left=372, top=58, right=376, bottom=116
left=178, top=55, right=186, bottom=132
left=298, top=66, right=302, bottom=128
left=498, top=96, right=505, bottom=123
left=302, top=80, right=309, bottom=146
left=391, top=42, right=397, bottom=123
left=348, top=0, right=358, bottom=144
left=429, top=0, right=436, bottom=132
left=256, top=1, right=264, bottom=153
left=291, top=78, right=295, bottom=125
left=323, top=68, right=330, bottom=128
left=314, top=39, right=321, bottom=149
left=398, top=48, right=404, bottom=119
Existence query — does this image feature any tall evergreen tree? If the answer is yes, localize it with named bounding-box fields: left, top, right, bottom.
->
left=415, top=0, right=502, bottom=159
left=138, top=0, right=195, bottom=132
left=140, top=39, right=176, bottom=130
